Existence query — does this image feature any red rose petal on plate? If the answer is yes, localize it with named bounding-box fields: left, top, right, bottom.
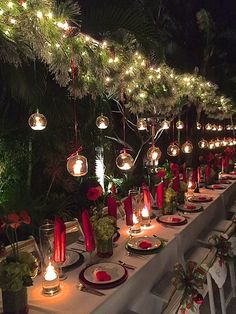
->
left=171, top=217, right=181, bottom=223
left=95, top=271, right=111, bottom=282
left=186, top=205, right=196, bottom=210
left=139, top=240, right=152, bottom=249
left=198, top=197, right=206, bottom=200
left=212, top=185, right=221, bottom=189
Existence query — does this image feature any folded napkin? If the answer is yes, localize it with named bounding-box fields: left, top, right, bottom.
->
left=186, top=205, right=196, bottom=210
left=82, top=209, right=95, bottom=253
left=54, top=216, right=66, bottom=263
left=139, top=240, right=152, bottom=249
left=107, top=195, right=117, bottom=219
left=95, top=270, right=111, bottom=282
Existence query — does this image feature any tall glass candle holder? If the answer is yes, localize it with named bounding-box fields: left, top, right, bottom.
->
left=39, top=222, right=60, bottom=296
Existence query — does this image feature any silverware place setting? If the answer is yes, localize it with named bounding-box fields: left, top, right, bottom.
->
left=76, top=282, right=105, bottom=296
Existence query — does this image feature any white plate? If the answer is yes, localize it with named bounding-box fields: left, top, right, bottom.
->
left=127, top=236, right=161, bottom=251
left=178, top=203, right=201, bottom=212
left=83, top=262, right=126, bottom=284
left=188, top=195, right=212, bottom=202
left=62, top=250, right=81, bottom=268
left=158, top=215, right=186, bottom=224
left=210, top=184, right=226, bottom=189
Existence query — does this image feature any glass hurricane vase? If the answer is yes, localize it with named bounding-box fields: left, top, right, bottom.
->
left=2, top=287, right=28, bottom=314
left=96, top=238, right=113, bottom=258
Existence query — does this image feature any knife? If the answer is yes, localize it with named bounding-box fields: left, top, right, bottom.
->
left=77, top=283, right=105, bottom=296
left=118, top=260, right=136, bottom=270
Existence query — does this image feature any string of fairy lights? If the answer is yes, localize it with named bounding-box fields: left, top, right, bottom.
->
left=2, top=0, right=236, bottom=177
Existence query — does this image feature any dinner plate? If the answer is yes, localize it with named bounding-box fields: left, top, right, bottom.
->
left=62, top=250, right=84, bottom=268
left=83, top=262, right=126, bottom=284
left=127, top=236, right=161, bottom=251
left=221, top=174, right=236, bottom=180
left=157, top=215, right=187, bottom=225
left=79, top=266, right=128, bottom=289
left=188, top=195, right=213, bottom=203
left=177, top=203, right=202, bottom=213
left=207, top=184, right=226, bottom=190
left=215, top=180, right=231, bottom=184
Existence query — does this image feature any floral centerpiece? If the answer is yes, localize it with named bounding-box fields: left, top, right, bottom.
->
left=0, top=211, right=38, bottom=314
left=163, top=187, right=177, bottom=214
left=79, top=178, right=116, bottom=257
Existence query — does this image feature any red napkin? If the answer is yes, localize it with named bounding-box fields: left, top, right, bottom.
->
left=138, top=240, right=152, bottom=249
left=172, top=217, right=181, bottom=223
left=143, top=186, right=151, bottom=212
left=95, top=271, right=111, bottom=282
left=124, top=196, right=133, bottom=226
left=82, top=209, right=95, bottom=253
left=156, top=182, right=164, bottom=209
left=186, top=205, right=196, bottom=210
left=182, top=163, right=187, bottom=183
left=205, top=165, right=211, bottom=184
left=107, top=195, right=117, bottom=219
left=170, top=163, right=180, bottom=192
left=54, top=217, right=66, bottom=263
left=199, top=197, right=207, bottom=200
left=197, top=167, right=201, bottom=184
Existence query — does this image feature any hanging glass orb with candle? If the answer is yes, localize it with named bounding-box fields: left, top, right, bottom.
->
left=147, top=146, right=162, bottom=161
left=167, top=143, right=180, bottom=157
left=217, top=125, right=223, bottom=131
left=198, top=139, right=208, bottom=149
left=208, top=140, right=215, bottom=150
left=222, top=138, right=228, bottom=146
left=211, top=124, right=217, bottom=131
left=227, top=138, right=234, bottom=146
left=116, top=151, right=134, bottom=171
left=205, top=123, right=212, bottom=131
left=214, top=138, right=221, bottom=148
left=196, top=122, right=201, bottom=130
left=96, top=115, right=109, bottom=129
left=137, top=118, right=147, bottom=130
left=176, top=120, right=184, bottom=130
left=67, top=152, right=88, bottom=176
left=181, top=141, right=193, bottom=154
left=28, top=109, right=47, bottom=130
left=226, top=124, right=233, bottom=131
left=161, top=119, right=170, bottom=130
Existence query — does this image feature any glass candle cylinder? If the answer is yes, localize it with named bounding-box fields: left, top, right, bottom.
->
left=39, top=222, right=55, bottom=268
left=141, top=206, right=151, bottom=227
left=130, top=212, right=141, bottom=234
left=42, top=260, right=60, bottom=296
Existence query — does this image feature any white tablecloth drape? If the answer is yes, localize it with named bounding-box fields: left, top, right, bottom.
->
left=1, top=182, right=235, bottom=314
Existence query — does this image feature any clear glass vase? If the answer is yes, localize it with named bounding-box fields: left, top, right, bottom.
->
left=96, top=238, right=113, bottom=258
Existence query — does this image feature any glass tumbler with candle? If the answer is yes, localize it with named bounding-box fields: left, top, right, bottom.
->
left=129, top=189, right=141, bottom=234
left=141, top=206, right=151, bottom=227
left=39, top=222, right=60, bottom=296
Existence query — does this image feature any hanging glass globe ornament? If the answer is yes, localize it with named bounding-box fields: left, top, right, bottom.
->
left=227, top=137, right=234, bottom=146
left=147, top=146, right=162, bottom=161
left=137, top=118, right=147, bottom=131
left=233, top=138, right=236, bottom=145
left=214, top=138, right=221, bottom=148
left=217, top=125, right=223, bottom=131
left=205, top=123, right=212, bottom=131
left=226, top=124, right=233, bottom=131
left=196, top=122, right=201, bottom=130
left=28, top=109, right=47, bottom=130
left=67, top=152, right=88, bottom=177
left=222, top=138, right=228, bottom=146
left=198, top=139, right=208, bottom=149
left=211, top=124, right=217, bottom=131
left=181, top=141, right=193, bottom=154
left=167, top=143, right=180, bottom=157
left=96, top=115, right=109, bottom=129
left=208, top=140, right=215, bottom=150
left=116, top=151, right=134, bottom=171
left=176, top=120, right=184, bottom=130
left=161, top=119, right=170, bottom=130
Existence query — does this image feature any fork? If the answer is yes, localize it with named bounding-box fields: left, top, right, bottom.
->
left=76, top=282, right=105, bottom=296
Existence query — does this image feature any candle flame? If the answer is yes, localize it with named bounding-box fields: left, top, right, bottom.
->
left=73, top=159, right=83, bottom=175
left=44, top=262, right=57, bottom=281
left=133, top=213, right=139, bottom=224
left=141, top=206, right=149, bottom=218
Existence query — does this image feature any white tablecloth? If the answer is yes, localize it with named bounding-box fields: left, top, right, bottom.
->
left=1, top=182, right=236, bottom=314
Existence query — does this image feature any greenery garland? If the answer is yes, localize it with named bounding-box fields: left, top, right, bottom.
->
left=0, top=0, right=235, bottom=118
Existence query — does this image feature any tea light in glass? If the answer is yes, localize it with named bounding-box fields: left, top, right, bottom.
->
left=131, top=213, right=141, bottom=234
left=141, top=206, right=150, bottom=227
left=42, top=260, right=60, bottom=296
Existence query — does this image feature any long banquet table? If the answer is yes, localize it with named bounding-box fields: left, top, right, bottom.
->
left=1, top=181, right=236, bottom=314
